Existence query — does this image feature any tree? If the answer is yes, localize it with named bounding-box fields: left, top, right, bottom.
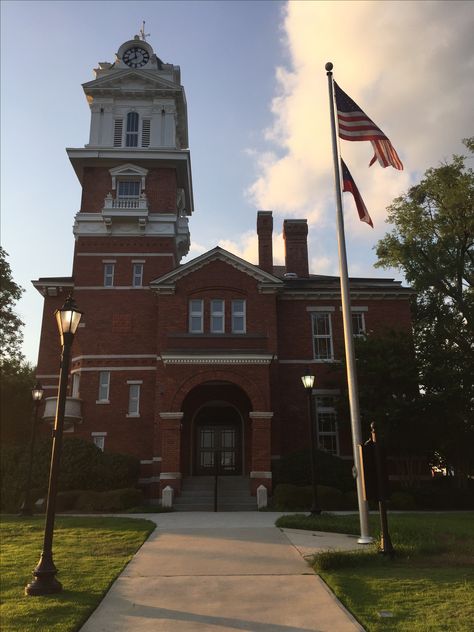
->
left=0, top=247, right=25, bottom=366
left=0, top=248, right=34, bottom=446
left=337, top=330, right=431, bottom=486
left=375, top=139, right=474, bottom=480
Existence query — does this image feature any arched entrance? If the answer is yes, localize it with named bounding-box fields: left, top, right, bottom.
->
left=181, top=381, right=252, bottom=478
left=194, top=404, right=242, bottom=475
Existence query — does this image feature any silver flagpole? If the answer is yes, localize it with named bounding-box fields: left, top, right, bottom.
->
left=325, top=62, right=372, bottom=543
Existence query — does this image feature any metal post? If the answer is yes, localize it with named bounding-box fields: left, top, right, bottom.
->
left=325, top=62, right=372, bottom=543
left=214, top=449, right=219, bottom=513
left=371, top=422, right=394, bottom=556
left=25, top=335, right=73, bottom=595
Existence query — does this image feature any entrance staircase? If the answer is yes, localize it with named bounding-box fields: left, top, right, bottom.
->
left=173, top=476, right=256, bottom=511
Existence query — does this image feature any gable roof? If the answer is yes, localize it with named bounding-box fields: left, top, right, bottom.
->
left=150, top=246, right=283, bottom=292
left=82, top=69, right=182, bottom=95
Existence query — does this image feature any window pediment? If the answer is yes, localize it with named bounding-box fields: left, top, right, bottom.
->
left=109, top=163, right=148, bottom=191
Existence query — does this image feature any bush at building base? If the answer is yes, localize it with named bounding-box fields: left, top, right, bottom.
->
left=0, top=437, right=140, bottom=512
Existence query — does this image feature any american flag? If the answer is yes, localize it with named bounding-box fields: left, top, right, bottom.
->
left=335, top=82, right=403, bottom=171
left=341, top=160, right=373, bottom=228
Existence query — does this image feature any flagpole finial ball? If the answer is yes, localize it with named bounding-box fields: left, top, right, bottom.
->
left=325, top=62, right=333, bottom=72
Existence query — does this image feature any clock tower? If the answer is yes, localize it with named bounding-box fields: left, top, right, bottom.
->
left=34, top=34, right=195, bottom=468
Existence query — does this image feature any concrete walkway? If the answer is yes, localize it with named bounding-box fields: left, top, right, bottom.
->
left=79, top=512, right=365, bottom=632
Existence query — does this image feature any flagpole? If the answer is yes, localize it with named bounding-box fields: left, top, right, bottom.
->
left=325, top=62, right=372, bottom=544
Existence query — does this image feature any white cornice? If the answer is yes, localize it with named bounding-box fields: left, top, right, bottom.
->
left=159, top=352, right=275, bottom=365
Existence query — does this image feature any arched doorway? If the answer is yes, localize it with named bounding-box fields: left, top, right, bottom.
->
left=180, top=381, right=252, bottom=478
left=194, top=404, right=242, bottom=475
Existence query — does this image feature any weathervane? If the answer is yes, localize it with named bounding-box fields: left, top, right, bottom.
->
left=139, top=21, right=150, bottom=41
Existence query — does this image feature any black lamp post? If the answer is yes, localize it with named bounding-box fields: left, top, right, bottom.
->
left=25, top=295, right=83, bottom=596
left=20, top=382, right=44, bottom=516
left=301, top=369, right=321, bottom=516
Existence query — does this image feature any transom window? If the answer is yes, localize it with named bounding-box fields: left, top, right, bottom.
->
left=210, top=299, right=225, bottom=333
left=312, top=313, right=333, bottom=360
left=126, top=112, right=139, bottom=147
left=315, top=395, right=339, bottom=455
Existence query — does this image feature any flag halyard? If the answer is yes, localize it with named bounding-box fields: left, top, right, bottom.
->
left=335, top=82, right=403, bottom=170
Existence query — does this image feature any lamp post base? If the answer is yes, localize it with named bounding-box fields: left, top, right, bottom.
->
left=25, top=553, right=62, bottom=596
left=310, top=508, right=322, bottom=516
left=25, top=575, right=62, bottom=596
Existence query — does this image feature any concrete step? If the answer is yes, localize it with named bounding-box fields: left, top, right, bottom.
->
left=175, top=476, right=256, bottom=512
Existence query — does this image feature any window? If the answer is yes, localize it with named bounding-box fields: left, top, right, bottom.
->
left=125, top=112, right=139, bottom=147
left=71, top=373, right=80, bottom=398
left=312, top=313, right=333, bottom=360
left=231, top=299, right=246, bottom=333
left=97, top=371, right=110, bottom=402
left=315, top=395, right=339, bottom=455
left=104, top=263, right=115, bottom=287
left=92, top=435, right=105, bottom=451
left=352, top=312, right=366, bottom=337
left=210, top=299, right=225, bottom=333
left=117, top=181, right=140, bottom=199
left=189, top=299, right=203, bottom=333
left=128, top=383, right=140, bottom=416
left=132, top=263, right=144, bottom=287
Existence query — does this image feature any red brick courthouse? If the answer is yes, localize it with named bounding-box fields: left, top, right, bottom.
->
left=33, top=37, right=412, bottom=505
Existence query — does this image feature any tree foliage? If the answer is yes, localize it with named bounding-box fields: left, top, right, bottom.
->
left=0, top=247, right=25, bottom=366
left=375, top=139, right=474, bottom=477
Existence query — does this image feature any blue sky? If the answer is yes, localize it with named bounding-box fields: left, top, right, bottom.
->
left=2, top=1, right=473, bottom=363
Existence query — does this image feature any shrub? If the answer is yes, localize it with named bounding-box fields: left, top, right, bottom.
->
left=272, top=483, right=349, bottom=511
left=273, top=449, right=354, bottom=491
left=389, top=491, right=416, bottom=510
left=0, top=436, right=140, bottom=512
left=56, top=490, right=81, bottom=511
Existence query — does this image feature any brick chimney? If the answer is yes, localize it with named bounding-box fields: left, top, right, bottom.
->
left=283, top=219, right=309, bottom=278
left=257, top=211, right=273, bottom=273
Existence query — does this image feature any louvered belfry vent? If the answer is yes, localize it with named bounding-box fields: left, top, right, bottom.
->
left=113, top=119, right=123, bottom=147
left=142, top=119, right=151, bottom=147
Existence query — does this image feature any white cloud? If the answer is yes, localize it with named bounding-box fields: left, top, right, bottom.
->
left=247, top=0, right=474, bottom=276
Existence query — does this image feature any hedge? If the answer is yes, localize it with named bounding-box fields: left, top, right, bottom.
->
left=1, top=437, right=140, bottom=512
left=273, top=449, right=354, bottom=491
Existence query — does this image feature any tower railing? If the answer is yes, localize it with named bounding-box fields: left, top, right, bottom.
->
left=103, top=193, right=148, bottom=210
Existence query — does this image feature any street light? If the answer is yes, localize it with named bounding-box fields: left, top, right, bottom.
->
left=301, top=368, right=321, bottom=516
left=25, top=295, right=83, bottom=596
left=20, top=382, right=44, bottom=516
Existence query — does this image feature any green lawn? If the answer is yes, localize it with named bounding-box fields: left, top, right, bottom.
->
left=276, top=512, right=474, bottom=631
left=0, top=515, right=155, bottom=632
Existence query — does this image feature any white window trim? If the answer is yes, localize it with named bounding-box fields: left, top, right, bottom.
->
left=189, top=299, right=204, bottom=333
left=103, top=263, right=115, bottom=287
left=71, top=373, right=80, bottom=398
left=231, top=299, right=246, bottom=334
left=97, top=371, right=111, bottom=403
left=132, top=262, right=144, bottom=287
left=311, top=312, right=334, bottom=361
left=352, top=312, right=366, bottom=337
left=314, top=393, right=339, bottom=456
left=210, top=299, right=225, bottom=334
left=127, top=383, right=141, bottom=418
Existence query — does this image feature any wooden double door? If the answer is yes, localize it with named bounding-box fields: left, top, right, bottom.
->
left=194, top=407, right=242, bottom=475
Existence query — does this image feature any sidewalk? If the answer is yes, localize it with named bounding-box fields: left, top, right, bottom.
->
left=79, top=512, right=365, bottom=632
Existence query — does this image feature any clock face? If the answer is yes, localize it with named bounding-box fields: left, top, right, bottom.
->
left=122, top=47, right=150, bottom=68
